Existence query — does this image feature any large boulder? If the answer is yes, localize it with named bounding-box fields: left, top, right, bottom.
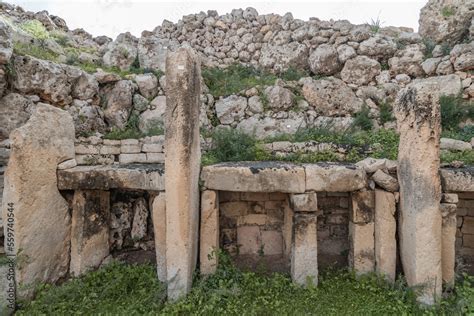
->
left=215, top=95, right=247, bottom=125
left=259, top=42, right=309, bottom=72
left=103, top=80, right=135, bottom=129
left=103, top=32, right=138, bottom=71
left=0, top=93, right=34, bottom=139
left=135, top=73, right=158, bottom=99
left=264, top=85, right=294, bottom=110
left=308, top=44, right=341, bottom=75
left=138, top=96, right=166, bottom=133
left=411, top=74, right=461, bottom=96
left=419, top=0, right=474, bottom=45
left=302, top=77, right=363, bottom=116
left=236, top=112, right=306, bottom=139
left=341, top=56, right=381, bottom=85
left=10, top=56, right=98, bottom=106
left=1, top=103, right=75, bottom=297
left=138, top=32, right=179, bottom=72
left=358, top=35, right=397, bottom=58
left=0, top=20, right=12, bottom=64
left=388, top=44, right=425, bottom=77
left=67, top=100, right=106, bottom=135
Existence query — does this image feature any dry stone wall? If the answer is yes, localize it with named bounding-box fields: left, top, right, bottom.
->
left=0, top=1, right=473, bottom=141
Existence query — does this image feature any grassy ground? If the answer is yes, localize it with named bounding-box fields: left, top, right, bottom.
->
left=16, top=258, right=474, bottom=315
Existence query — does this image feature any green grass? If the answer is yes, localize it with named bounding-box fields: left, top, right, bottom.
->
left=379, top=102, right=394, bottom=125
left=16, top=255, right=474, bottom=315
left=16, top=262, right=166, bottom=315
left=442, top=125, right=474, bottom=142
left=352, top=105, right=373, bottom=131
left=202, top=126, right=474, bottom=165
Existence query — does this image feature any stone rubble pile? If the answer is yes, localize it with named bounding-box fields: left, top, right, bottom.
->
left=0, top=1, right=473, bottom=139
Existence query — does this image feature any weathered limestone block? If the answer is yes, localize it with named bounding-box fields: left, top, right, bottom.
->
left=349, top=222, right=375, bottom=274
left=374, top=190, right=396, bottom=282
left=1, top=103, right=74, bottom=296
left=440, top=203, right=457, bottom=287
left=201, top=162, right=305, bottom=193
left=440, top=167, right=474, bottom=192
left=372, top=169, right=399, bottom=192
left=289, top=192, right=318, bottom=212
left=395, top=80, right=442, bottom=304
left=291, top=213, right=318, bottom=286
left=70, top=190, right=110, bottom=277
left=351, top=191, right=375, bottom=224
left=151, top=193, right=166, bottom=282
left=58, top=164, right=165, bottom=191
left=200, top=190, right=219, bottom=275
left=131, top=197, right=148, bottom=241
left=305, top=163, right=367, bottom=192
left=164, top=47, right=201, bottom=300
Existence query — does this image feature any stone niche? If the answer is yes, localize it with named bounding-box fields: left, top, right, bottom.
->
left=219, top=191, right=292, bottom=273
left=218, top=190, right=350, bottom=273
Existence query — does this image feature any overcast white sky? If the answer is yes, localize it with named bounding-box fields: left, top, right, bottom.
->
left=6, top=0, right=427, bottom=39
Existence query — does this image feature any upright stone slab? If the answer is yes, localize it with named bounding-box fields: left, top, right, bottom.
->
left=291, top=213, right=318, bottom=286
left=70, top=190, right=110, bottom=277
left=440, top=203, right=457, bottom=287
left=164, top=47, right=201, bottom=300
left=200, top=190, right=219, bottom=275
left=151, top=193, right=166, bottom=282
left=395, top=81, right=442, bottom=305
left=374, top=190, right=396, bottom=282
left=1, top=103, right=74, bottom=298
left=349, top=191, right=375, bottom=274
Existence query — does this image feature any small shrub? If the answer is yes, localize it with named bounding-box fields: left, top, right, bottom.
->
left=13, top=42, right=59, bottom=62
left=379, top=102, right=394, bottom=125
left=20, top=20, right=49, bottom=41
left=441, top=5, right=455, bottom=17
left=441, top=125, right=474, bottom=142
left=423, top=38, right=436, bottom=59
left=202, top=64, right=276, bottom=97
left=203, top=128, right=260, bottom=163
left=440, top=95, right=474, bottom=130
left=441, top=150, right=474, bottom=165
left=352, top=105, right=373, bottom=131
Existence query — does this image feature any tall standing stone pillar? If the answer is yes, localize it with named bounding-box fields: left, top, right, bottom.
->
left=395, top=81, right=442, bottom=305
left=164, top=47, right=201, bottom=300
left=1, top=103, right=75, bottom=299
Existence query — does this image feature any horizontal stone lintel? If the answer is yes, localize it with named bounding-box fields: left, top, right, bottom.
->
left=56, top=162, right=473, bottom=193
left=57, top=163, right=165, bottom=191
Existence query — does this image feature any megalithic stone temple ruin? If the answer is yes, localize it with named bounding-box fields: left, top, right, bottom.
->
left=0, top=0, right=473, bottom=312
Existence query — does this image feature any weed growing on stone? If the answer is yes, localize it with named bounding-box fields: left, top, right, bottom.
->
left=441, top=5, right=455, bottom=17
left=441, top=150, right=474, bottom=165
left=13, top=42, right=59, bottom=62
left=442, top=125, right=474, bottom=142
left=104, top=113, right=163, bottom=140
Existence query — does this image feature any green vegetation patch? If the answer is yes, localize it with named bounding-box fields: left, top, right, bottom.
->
left=17, top=254, right=474, bottom=315
left=104, top=113, right=163, bottom=140
left=17, top=262, right=166, bottom=315
left=441, top=5, right=455, bottom=17
left=440, top=95, right=474, bottom=131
